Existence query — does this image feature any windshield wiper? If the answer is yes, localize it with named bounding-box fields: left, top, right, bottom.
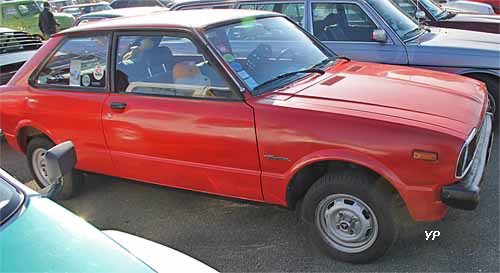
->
left=403, top=27, right=424, bottom=40
left=253, top=68, right=325, bottom=93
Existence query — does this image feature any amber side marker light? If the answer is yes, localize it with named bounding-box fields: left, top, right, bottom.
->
left=412, top=150, right=439, bottom=162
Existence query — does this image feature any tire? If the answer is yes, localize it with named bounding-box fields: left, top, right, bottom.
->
left=26, top=137, right=83, bottom=200
left=301, top=171, right=402, bottom=264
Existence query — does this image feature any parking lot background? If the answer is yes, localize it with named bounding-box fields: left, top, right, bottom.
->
left=1, top=135, right=498, bottom=272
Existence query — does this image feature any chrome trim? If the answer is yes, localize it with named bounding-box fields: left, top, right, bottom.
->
left=455, top=125, right=480, bottom=179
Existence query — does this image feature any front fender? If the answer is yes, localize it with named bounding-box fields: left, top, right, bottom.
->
left=261, top=148, right=448, bottom=222
left=12, top=120, right=60, bottom=153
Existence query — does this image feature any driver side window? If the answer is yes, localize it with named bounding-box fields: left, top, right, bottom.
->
left=114, top=34, right=238, bottom=100
left=312, top=3, right=377, bottom=42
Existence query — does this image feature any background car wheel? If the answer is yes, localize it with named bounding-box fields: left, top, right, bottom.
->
left=301, top=171, right=402, bottom=264
left=26, top=137, right=82, bottom=199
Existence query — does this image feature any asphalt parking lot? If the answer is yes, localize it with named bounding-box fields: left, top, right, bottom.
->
left=1, top=135, right=498, bottom=272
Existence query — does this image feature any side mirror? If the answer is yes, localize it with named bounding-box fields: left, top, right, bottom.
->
left=39, top=141, right=76, bottom=197
left=416, top=10, right=426, bottom=20
left=372, top=29, right=388, bottom=43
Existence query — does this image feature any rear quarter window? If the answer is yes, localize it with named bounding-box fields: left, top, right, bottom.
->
left=33, top=35, right=110, bottom=90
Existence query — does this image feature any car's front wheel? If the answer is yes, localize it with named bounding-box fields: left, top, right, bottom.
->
left=301, top=171, right=402, bottom=264
left=26, top=137, right=82, bottom=199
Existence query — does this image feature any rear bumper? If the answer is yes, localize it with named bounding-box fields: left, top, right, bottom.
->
left=441, top=113, right=494, bottom=210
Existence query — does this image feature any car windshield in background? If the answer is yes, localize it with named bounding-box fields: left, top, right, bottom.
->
left=18, top=2, right=43, bottom=16
left=0, top=178, right=23, bottom=226
left=419, top=0, right=449, bottom=19
left=63, top=4, right=111, bottom=16
left=205, top=16, right=336, bottom=95
left=366, top=0, right=424, bottom=41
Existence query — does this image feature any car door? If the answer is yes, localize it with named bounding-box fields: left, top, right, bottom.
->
left=28, top=34, right=114, bottom=174
left=102, top=32, right=262, bottom=200
left=308, top=0, right=408, bottom=64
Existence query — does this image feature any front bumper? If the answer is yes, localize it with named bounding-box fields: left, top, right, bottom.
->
left=441, top=113, right=494, bottom=210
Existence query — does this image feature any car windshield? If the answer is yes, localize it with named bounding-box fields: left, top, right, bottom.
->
left=18, top=2, right=44, bottom=16
left=204, top=16, right=336, bottom=95
left=367, top=0, right=424, bottom=41
left=0, top=177, right=23, bottom=226
left=418, top=0, right=448, bottom=19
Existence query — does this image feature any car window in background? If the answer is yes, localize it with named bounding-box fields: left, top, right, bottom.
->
left=114, top=34, right=237, bottom=99
left=110, top=0, right=128, bottom=8
left=128, top=0, right=159, bottom=7
left=205, top=16, right=335, bottom=94
left=2, top=6, right=18, bottom=19
left=17, top=3, right=43, bottom=16
left=0, top=180, right=23, bottom=226
left=238, top=2, right=305, bottom=27
left=392, top=0, right=419, bottom=17
left=312, top=3, right=377, bottom=42
left=35, top=36, right=109, bottom=88
left=366, top=0, right=423, bottom=40
left=418, top=0, right=448, bottom=19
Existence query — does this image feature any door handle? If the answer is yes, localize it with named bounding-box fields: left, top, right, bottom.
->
left=109, top=102, right=127, bottom=110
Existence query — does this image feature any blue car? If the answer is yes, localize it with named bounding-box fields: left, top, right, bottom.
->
left=0, top=142, right=217, bottom=273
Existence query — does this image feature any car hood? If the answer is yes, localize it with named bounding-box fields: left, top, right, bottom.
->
left=447, top=13, right=500, bottom=22
left=0, top=50, right=37, bottom=67
left=273, top=61, right=486, bottom=136
left=104, top=230, right=218, bottom=273
left=0, top=197, right=154, bottom=272
left=407, top=27, right=500, bottom=69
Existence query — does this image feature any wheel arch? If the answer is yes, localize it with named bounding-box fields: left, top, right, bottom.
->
left=284, top=150, right=410, bottom=215
left=15, top=121, right=58, bottom=153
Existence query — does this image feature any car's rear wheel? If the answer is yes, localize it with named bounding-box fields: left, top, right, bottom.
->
left=301, top=171, right=401, bottom=264
left=26, top=137, right=82, bottom=199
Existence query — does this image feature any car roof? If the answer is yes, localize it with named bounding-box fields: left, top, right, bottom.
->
left=60, top=9, right=280, bottom=34
left=170, top=0, right=301, bottom=8
left=78, top=6, right=166, bottom=18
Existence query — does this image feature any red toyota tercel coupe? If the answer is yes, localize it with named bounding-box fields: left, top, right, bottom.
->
left=0, top=10, right=495, bottom=263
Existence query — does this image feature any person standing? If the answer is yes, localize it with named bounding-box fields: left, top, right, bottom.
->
left=38, top=2, right=59, bottom=39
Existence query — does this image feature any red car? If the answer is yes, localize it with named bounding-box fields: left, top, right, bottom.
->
left=470, top=0, right=500, bottom=13
left=0, top=10, right=495, bottom=263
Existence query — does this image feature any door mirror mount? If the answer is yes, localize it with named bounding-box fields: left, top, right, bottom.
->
left=372, top=29, right=388, bottom=43
left=416, top=10, right=426, bottom=20
left=38, top=141, right=77, bottom=198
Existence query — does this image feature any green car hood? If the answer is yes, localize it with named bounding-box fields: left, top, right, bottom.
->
left=0, top=197, right=153, bottom=273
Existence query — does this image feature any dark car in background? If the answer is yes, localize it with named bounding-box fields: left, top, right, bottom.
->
left=73, top=6, right=166, bottom=25
left=0, top=27, right=43, bottom=85
left=110, top=0, right=172, bottom=8
left=393, top=0, right=500, bottom=34
left=61, top=2, right=111, bottom=18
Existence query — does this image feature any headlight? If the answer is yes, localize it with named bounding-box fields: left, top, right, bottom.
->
left=455, top=127, right=481, bottom=178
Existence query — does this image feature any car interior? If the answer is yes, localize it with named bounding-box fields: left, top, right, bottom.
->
left=115, top=35, right=237, bottom=99
left=313, top=4, right=377, bottom=42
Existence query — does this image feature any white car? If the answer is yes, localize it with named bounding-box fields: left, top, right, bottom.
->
left=437, top=0, right=495, bottom=14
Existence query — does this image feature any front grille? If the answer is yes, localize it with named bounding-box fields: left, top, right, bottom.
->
left=0, top=31, right=43, bottom=54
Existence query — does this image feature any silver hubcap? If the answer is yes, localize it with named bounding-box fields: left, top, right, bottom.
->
left=32, top=148, right=51, bottom=187
left=316, top=194, right=378, bottom=253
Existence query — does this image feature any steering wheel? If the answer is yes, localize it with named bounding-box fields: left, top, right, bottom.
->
left=277, top=48, right=296, bottom=61
left=246, top=44, right=272, bottom=72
